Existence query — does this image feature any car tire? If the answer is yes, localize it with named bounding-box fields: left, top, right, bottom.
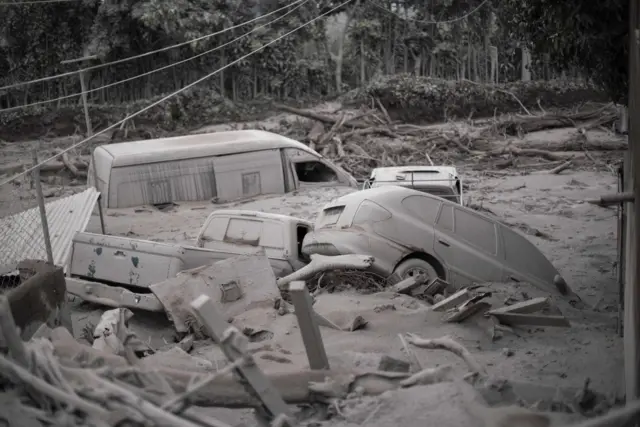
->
left=393, top=258, right=438, bottom=281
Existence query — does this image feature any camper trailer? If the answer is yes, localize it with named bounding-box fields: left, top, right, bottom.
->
left=87, top=130, right=358, bottom=209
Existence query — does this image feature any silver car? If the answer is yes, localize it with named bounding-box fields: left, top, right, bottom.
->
left=302, top=186, right=570, bottom=295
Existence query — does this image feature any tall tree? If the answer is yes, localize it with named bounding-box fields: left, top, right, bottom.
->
left=497, top=0, right=628, bottom=103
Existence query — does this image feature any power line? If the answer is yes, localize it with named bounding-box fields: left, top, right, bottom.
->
left=0, top=0, right=355, bottom=187
left=0, top=0, right=306, bottom=92
left=369, top=0, right=490, bottom=24
left=0, top=0, right=80, bottom=5
left=0, top=0, right=309, bottom=113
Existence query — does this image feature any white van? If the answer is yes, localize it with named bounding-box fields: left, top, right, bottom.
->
left=88, top=130, right=358, bottom=208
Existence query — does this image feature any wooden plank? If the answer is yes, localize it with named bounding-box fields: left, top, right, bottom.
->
left=389, top=276, right=418, bottom=294
left=190, top=295, right=293, bottom=424
left=492, top=313, right=570, bottom=328
left=444, top=301, right=491, bottom=323
left=288, top=281, right=330, bottom=370
left=432, top=289, right=469, bottom=312
left=421, top=277, right=450, bottom=296
left=486, top=297, right=549, bottom=316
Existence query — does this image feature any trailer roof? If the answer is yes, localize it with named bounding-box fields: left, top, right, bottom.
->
left=100, top=130, right=319, bottom=167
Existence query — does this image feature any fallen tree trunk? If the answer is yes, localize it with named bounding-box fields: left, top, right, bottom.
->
left=274, top=103, right=371, bottom=130
left=0, top=158, right=90, bottom=176
left=498, top=109, right=617, bottom=135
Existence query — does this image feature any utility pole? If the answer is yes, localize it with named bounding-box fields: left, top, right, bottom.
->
left=626, top=0, right=640, bottom=421
left=61, top=55, right=97, bottom=136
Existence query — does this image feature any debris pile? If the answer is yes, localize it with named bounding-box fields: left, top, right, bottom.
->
left=0, top=252, right=636, bottom=427
left=274, top=101, right=625, bottom=178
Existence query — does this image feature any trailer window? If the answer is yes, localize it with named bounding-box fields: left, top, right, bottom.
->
left=294, top=161, right=338, bottom=183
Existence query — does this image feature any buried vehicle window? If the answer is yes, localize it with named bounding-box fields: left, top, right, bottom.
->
left=401, top=195, right=442, bottom=224
left=294, top=161, right=338, bottom=183
left=453, top=208, right=497, bottom=255
left=353, top=200, right=392, bottom=225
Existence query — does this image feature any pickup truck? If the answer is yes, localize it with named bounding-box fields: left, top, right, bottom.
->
left=67, top=209, right=313, bottom=290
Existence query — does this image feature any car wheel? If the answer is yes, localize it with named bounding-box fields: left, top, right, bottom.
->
left=393, top=258, right=438, bottom=281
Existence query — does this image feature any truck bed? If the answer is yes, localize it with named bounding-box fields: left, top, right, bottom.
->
left=69, top=231, right=294, bottom=289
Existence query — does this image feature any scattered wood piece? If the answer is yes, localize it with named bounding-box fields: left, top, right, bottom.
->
left=487, top=297, right=549, bottom=316
left=190, top=294, right=293, bottom=424
left=289, top=281, right=330, bottom=370
left=443, top=301, right=491, bottom=323
left=404, top=333, right=486, bottom=375
left=55, top=149, right=88, bottom=178
left=431, top=289, right=470, bottom=312
left=548, top=157, right=573, bottom=174
left=422, top=278, right=451, bottom=297
left=491, top=312, right=571, bottom=328
left=399, top=364, right=453, bottom=388
left=389, top=274, right=427, bottom=294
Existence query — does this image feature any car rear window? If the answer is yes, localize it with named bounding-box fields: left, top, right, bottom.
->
left=316, top=205, right=345, bottom=228
left=401, top=195, right=441, bottom=224
left=453, top=208, right=497, bottom=255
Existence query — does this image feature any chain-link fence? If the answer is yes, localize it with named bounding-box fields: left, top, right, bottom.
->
left=0, top=154, right=52, bottom=292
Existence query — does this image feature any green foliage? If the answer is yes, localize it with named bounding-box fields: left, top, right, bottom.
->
left=497, top=0, right=628, bottom=103
left=348, top=74, right=610, bottom=123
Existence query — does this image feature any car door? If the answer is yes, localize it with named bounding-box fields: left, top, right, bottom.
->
left=433, top=204, right=504, bottom=286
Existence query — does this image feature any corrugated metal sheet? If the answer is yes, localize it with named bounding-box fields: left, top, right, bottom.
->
left=0, top=188, right=100, bottom=272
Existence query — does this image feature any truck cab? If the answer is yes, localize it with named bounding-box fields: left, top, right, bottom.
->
left=67, top=210, right=313, bottom=290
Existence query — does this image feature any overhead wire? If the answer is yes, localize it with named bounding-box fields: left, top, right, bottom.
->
left=0, top=0, right=307, bottom=91
left=0, top=0, right=310, bottom=113
left=0, top=0, right=356, bottom=187
left=368, top=0, right=490, bottom=24
left=0, top=0, right=80, bottom=4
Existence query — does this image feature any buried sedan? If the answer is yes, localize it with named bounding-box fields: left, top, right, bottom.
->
left=301, top=186, right=571, bottom=295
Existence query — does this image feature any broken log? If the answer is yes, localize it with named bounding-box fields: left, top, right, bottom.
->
left=55, top=149, right=88, bottom=178
left=0, top=158, right=89, bottom=177
left=276, top=254, right=374, bottom=289
left=404, top=333, right=486, bottom=375
left=274, top=103, right=371, bottom=130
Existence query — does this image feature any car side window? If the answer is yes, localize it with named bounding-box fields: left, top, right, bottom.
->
left=453, top=208, right=497, bottom=255
left=401, top=195, right=442, bottom=224
left=436, top=205, right=454, bottom=231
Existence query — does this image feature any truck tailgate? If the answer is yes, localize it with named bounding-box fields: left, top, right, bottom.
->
left=69, top=232, right=186, bottom=288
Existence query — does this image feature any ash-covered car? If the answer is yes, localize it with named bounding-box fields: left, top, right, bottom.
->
left=301, top=186, right=570, bottom=295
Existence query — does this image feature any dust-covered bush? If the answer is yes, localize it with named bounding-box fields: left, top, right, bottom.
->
left=343, top=74, right=610, bottom=123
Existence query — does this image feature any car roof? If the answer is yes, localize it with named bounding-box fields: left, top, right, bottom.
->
left=326, top=185, right=492, bottom=220
left=100, top=130, right=319, bottom=167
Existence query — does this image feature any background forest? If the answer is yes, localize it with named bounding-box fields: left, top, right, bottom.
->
left=0, top=0, right=629, bottom=139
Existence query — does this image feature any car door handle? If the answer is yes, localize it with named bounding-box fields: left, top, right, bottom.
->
left=438, top=239, right=450, bottom=247
left=509, top=276, right=521, bottom=283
